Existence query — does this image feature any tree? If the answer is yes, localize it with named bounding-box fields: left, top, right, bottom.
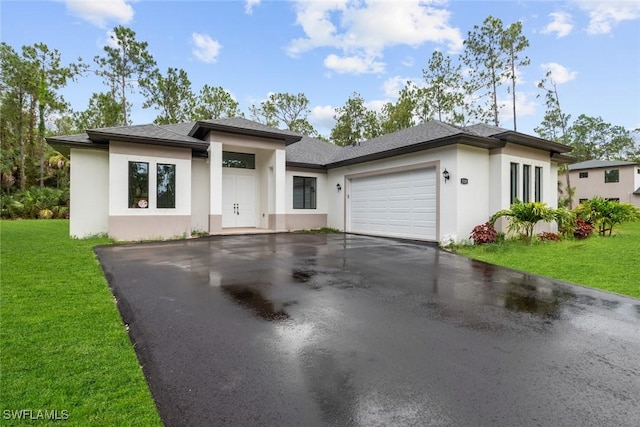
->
left=140, top=67, right=195, bottom=125
left=73, top=92, right=123, bottom=130
left=380, top=85, right=416, bottom=134
left=192, top=85, right=242, bottom=120
left=330, top=92, right=381, bottom=146
left=536, top=71, right=573, bottom=208
left=491, top=200, right=566, bottom=245
left=567, top=115, right=638, bottom=162
left=501, top=21, right=530, bottom=131
left=23, top=43, right=85, bottom=186
left=249, top=92, right=318, bottom=135
left=421, top=51, right=465, bottom=123
left=462, top=16, right=508, bottom=127
left=94, top=26, right=157, bottom=126
left=574, top=197, right=640, bottom=236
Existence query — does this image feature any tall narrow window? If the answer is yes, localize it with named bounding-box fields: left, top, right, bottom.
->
left=522, top=165, right=531, bottom=203
left=129, top=162, right=149, bottom=208
left=293, top=176, right=316, bottom=209
left=510, top=163, right=519, bottom=205
left=157, top=164, right=176, bottom=208
left=534, top=167, right=542, bottom=202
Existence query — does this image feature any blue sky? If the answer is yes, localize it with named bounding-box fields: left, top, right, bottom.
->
left=2, top=0, right=639, bottom=138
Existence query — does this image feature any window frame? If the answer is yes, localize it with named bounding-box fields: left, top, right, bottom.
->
left=156, top=163, right=176, bottom=209
left=604, top=169, right=619, bottom=183
left=128, top=161, right=149, bottom=209
left=534, top=166, right=542, bottom=202
left=510, top=162, right=519, bottom=205
left=522, top=164, right=531, bottom=203
left=222, top=151, right=255, bottom=169
left=579, top=172, right=588, bottom=178
left=293, top=176, right=317, bottom=210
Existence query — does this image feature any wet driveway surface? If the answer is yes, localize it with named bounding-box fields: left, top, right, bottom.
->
left=95, top=234, right=640, bottom=426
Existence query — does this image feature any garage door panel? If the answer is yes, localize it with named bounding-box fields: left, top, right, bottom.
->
left=350, top=168, right=437, bottom=241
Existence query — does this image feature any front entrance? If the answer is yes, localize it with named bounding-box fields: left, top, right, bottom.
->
left=222, top=169, right=257, bottom=228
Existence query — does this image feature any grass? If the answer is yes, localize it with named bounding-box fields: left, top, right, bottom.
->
left=0, top=220, right=161, bottom=426
left=455, top=221, right=640, bottom=299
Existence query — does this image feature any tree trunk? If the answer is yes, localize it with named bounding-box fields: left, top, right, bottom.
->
left=18, top=91, right=26, bottom=191
left=511, top=57, right=517, bottom=131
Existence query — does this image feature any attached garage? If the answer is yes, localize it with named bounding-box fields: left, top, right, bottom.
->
left=348, top=167, right=437, bottom=241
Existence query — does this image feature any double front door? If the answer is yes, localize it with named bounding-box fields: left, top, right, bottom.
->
left=222, top=170, right=257, bottom=228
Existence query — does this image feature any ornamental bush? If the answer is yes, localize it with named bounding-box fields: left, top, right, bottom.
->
left=470, top=222, right=498, bottom=245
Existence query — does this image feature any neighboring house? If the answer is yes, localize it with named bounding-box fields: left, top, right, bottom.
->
left=568, top=160, right=640, bottom=207
left=47, top=118, right=573, bottom=243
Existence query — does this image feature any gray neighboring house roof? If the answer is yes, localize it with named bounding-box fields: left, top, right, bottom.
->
left=568, top=159, right=638, bottom=171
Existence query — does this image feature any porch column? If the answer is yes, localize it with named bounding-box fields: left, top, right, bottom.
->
left=208, top=140, right=223, bottom=233
left=273, top=148, right=286, bottom=231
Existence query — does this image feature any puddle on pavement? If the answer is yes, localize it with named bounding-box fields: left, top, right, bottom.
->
left=221, top=283, right=289, bottom=321
left=292, top=269, right=316, bottom=283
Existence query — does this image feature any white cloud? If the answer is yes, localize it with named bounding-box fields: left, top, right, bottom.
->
left=309, top=105, right=337, bottom=131
left=192, top=33, right=222, bottom=63
left=66, top=0, right=134, bottom=28
left=498, top=93, right=538, bottom=124
left=288, top=0, right=463, bottom=75
left=324, top=53, right=385, bottom=74
left=381, top=75, right=420, bottom=99
left=542, top=12, right=573, bottom=38
left=540, top=62, right=577, bottom=84
left=245, top=0, right=260, bottom=15
left=577, top=1, right=640, bottom=34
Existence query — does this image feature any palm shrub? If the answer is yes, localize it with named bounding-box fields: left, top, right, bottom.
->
left=574, top=197, right=640, bottom=236
left=0, top=187, right=69, bottom=219
left=490, top=200, right=569, bottom=245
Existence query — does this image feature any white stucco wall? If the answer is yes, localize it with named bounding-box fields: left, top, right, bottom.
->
left=109, top=148, right=191, bottom=216
left=69, top=148, right=109, bottom=238
left=191, top=158, right=210, bottom=233
left=285, top=170, right=329, bottom=214
left=454, top=145, right=491, bottom=243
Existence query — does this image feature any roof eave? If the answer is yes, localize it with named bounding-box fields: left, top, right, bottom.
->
left=493, top=131, right=573, bottom=154
left=326, top=135, right=501, bottom=169
left=86, top=130, right=209, bottom=153
left=551, top=153, right=578, bottom=163
left=190, top=121, right=303, bottom=145
left=285, top=161, right=327, bottom=170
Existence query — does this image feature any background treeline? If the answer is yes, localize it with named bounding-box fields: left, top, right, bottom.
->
left=1, top=16, right=638, bottom=218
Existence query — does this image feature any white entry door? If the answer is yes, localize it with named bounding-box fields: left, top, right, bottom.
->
left=349, top=168, right=436, bottom=240
left=222, top=171, right=257, bottom=228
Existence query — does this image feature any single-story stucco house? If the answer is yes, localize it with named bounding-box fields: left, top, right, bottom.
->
left=568, top=159, right=640, bottom=207
left=47, top=117, right=574, bottom=243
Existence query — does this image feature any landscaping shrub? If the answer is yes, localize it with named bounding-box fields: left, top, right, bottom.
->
left=537, top=231, right=561, bottom=241
left=574, top=197, right=640, bottom=236
left=573, top=219, right=594, bottom=239
left=470, top=222, right=498, bottom=245
left=0, top=187, right=69, bottom=219
left=490, top=200, right=566, bottom=245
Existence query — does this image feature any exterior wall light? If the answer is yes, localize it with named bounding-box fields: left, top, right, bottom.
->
left=336, top=183, right=342, bottom=192
left=442, top=168, right=450, bottom=182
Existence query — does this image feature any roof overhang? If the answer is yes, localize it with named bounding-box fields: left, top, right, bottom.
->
left=551, top=153, right=578, bottom=163
left=189, top=121, right=303, bottom=145
left=326, top=134, right=502, bottom=169
left=285, top=161, right=327, bottom=170
left=492, top=131, right=573, bottom=154
left=86, top=129, right=209, bottom=154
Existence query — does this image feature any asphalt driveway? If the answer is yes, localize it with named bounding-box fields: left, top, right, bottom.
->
left=95, top=233, right=640, bottom=426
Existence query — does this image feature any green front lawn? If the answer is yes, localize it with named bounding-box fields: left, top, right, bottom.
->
left=0, top=220, right=161, bottom=426
left=456, top=221, right=640, bottom=299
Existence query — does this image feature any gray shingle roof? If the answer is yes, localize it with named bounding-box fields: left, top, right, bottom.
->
left=88, top=123, right=205, bottom=145
left=324, top=120, right=494, bottom=166
left=286, top=136, right=342, bottom=166
left=159, top=122, right=196, bottom=136
left=190, top=117, right=302, bottom=143
left=464, top=123, right=511, bottom=137
left=635, top=187, right=640, bottom=195
left=568, top=160, right=637, bottom=170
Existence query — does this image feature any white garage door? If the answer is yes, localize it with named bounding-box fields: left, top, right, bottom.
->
left=350, top=168, right=436, bottom=240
